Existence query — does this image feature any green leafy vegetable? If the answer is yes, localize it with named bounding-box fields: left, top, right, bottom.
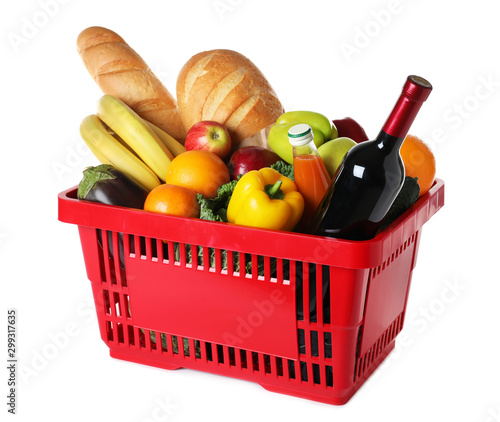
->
left=197, top=162, right=294, bottom=224
left=193, top=170, right=295, bottom=276
left=174, top=243, right=271, bottom=276
left=149, top=331, right=201, bottom=357
left=197, top=177, right=239, bottom=223
left=271, top=160, right=294, bottom=181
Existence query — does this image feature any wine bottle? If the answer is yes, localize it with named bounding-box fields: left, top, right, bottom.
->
left=308, top=75, right=432, bottom=240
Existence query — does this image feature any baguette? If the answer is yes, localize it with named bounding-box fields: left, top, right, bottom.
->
left=176, top=49, right=284, bottom=148
left=77, top=26, right=186, bottom=142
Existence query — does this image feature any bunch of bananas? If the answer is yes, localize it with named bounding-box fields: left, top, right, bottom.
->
left=80, top=95, right=186, bottom=191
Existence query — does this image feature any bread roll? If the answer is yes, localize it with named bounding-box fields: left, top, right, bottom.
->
left=176, top=49, right=284, bottom=148
left=77, top=26, right=186, bottom=142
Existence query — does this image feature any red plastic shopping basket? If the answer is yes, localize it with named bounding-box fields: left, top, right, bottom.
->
left=58, top=178, right=444, bottom=405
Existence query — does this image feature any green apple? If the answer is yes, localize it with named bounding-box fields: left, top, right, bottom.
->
left=318, top=137, right=357, bottom=178
left=328, top=122, right=339, bottom=140
left=268, top=111, right=332, bottom=164
left=268, top=123, right=325, bottom=164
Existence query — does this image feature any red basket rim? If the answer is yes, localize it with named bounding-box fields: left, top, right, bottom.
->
left=58, top=179, right=444, bottom=269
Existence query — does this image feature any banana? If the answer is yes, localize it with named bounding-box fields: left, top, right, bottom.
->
left=143, top=119, right=186, bottom=157
left=96, top=95, right=173, bottom=181
left=108, top=129, right=141, bottom=159
left=80, top=114, right=161, bottom=191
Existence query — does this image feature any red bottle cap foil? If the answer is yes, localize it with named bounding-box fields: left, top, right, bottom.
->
left=404, top=75, right=433, bottom=102
left=383, top=75, right=433, bottom=138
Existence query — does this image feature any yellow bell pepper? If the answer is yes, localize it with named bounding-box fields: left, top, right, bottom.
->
left=227, top=167, right=304, bottom=231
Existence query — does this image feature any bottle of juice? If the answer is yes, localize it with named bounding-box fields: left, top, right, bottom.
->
left=288, top=124, right=331, bottom=229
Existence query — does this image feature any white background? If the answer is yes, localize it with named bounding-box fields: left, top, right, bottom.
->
left=1, top=0, right=499, bottom=420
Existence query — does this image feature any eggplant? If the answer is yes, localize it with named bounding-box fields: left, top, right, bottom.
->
left=78, top=165, right=150, bottom=271
left=77, top=164, right=149, bottom=209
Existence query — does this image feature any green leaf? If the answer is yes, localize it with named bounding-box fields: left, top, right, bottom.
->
left=197, top=177, right=239, bottom=223
left=270, top=161, right=294, bottom=181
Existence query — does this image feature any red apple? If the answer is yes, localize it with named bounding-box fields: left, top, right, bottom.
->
left=185, top=121, right=232, bottom=159
left=228, top=146, right=282, bottom=180
left=332, top=117, right=369, bottom=143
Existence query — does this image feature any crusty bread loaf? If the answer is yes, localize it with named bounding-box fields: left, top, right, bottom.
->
left=77, top=26, right=186, bottom=142
left=176, top=49, right=284, bottom=148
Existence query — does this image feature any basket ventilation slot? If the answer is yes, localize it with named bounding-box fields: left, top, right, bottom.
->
left=94, top=232, right=414, bottom=390
left=372, top=233, right=416, bottom=279
left=354, top=313, right=403, bottom=381
left=98, top=233, right=338, bottom=389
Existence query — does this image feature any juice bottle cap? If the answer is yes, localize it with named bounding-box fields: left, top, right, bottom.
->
left=288, top=124, right=314, bottom=146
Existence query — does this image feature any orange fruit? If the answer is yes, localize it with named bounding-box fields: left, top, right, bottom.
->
left=400, top=134, right=436, bottom=197
left=144, top=184, right=200, bottom=218
left=165, top=150, right=230, bottom=198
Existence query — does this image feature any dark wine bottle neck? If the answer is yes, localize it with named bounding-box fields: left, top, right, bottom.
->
left=375, top=130, right=405, bottom=153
